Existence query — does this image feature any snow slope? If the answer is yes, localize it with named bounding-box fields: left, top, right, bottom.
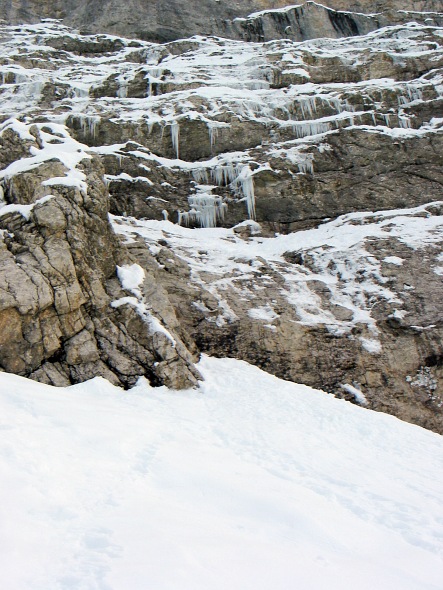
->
left=1, top=356, right=442, bottom=590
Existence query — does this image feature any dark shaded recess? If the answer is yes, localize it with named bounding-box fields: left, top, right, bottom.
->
left=283, top=252, right=304, bottom=265
left=136, top=28, right=180, bottom=43
left=195, top=327, right=240, bottom=359
left=425, top=354, right=443, bottom=368
left=240, top=18, right=265, bottom=42
left=129, top=368, right=163, bottom=389
left=46, top=36, right=125, bottom=55
left=270, top=11, right=292, bottom=35
left=292, top=10, right=304, bottom=37
left=46, top=349, right=65, bottom=364
left=328, top=11, right=360, bottom=37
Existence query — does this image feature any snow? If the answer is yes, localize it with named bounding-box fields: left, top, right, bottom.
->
left=248, top=304, right=279, bottom=321
left=114, top=265, right=176, bottom=346
left=116, top=263, right=145, bottom=295
left=0, top=18, right=443, bottom=588
left=111, top=296, right=177, bottom=346
left=0, top=195, right=54, bottom=221
left=1, top=21, right=441, bottom=210
left=105, top=173, right=154, bottom=185
left=0, top=356, right=442, bottom=590
left=341, top=382, right=368, bottom=405
left=111, top=200, right=443, bottom=345
left=433, top=252, right=443, bottom=276
left=384, top=256, right=404, bottom=266
left=360, top=337, right=382, bottom=354
left=0, top=120, right=91, bottom=194
left=1, top=18, right=439, bottom=228
left=246, top=1, right=381, bottom=19
left=246, top=3, right=304, bottom=19
left=233, top=219, right=262, bottom=235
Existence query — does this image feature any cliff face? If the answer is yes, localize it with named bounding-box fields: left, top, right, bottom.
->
left=0, top=0, right=441, bottom=41
left=0, top=5, right=442, bottom=431
left=0, top=122, right=201, bottom=390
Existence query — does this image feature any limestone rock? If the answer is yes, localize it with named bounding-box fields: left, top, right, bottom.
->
left=0, top=124, right=200, bottom=389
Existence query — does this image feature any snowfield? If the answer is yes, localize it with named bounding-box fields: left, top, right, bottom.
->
left=1, top=356, right=442, bottom=590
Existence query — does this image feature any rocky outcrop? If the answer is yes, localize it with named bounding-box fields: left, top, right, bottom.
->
left=0, top=122, right=199, bottom=389
left=230, top=2, right=443, bottom=43
left=0, top=1, right=441, bottom=41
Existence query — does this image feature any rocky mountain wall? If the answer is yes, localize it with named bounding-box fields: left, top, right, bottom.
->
left=0, top=9, right=442, bottom=432
left=0, top=0, right=441, bottom=41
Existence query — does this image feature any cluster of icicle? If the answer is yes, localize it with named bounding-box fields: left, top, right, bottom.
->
left=178, top=163, right=257, bottom=228
left=170, top=78, right=431, bottom=228
left=178, top=191, right=227, bottom=228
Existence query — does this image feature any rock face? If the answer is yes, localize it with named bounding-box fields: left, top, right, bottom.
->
left=0, top=122, right=199, bottom=389
left=0, top=5, right=442, bottom=432
left=0, top=0, right=441, bottom=41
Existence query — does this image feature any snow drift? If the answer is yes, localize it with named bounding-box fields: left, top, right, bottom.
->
left=0, top=356, right=442, bottom=589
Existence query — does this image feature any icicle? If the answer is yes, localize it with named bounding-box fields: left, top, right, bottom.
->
left=232, top=165, right=256, bottom=220
left=245, top=80, right=269, bottom=91
left=85, top=116, right=100, bottom=139
left=208, top=125, right=218, bottom=150
left=210, top=163, right=241, bottom=187
left=398, top=115, right=411, bottom=129
left=298, top=96, right=317, bottom=119
left=296, top=154, right=314, bottom=175
left=398, top=85, right=423, bottom=107
left=192, top=168, right=209, bottom=184
left=344, top=113, right=355, bottom=127
left=398, top=95, right=408, bottom=106
left=293, top=120, right=331, bottom=138
left=406, top=85, right=423, bottom=102
left=117, top=82, right=128, bottom=98
left=327, top=97, right=342, bottom=113
left=145, top=67, right=163, bottom=97
left=72, top=86, right=89, bottom=99
left=17, top=79, right=45, bottom=102
left=75, top=115, right=100, bottom=139
left=178, top=193, right=226, bottom=228
left=170, top=122, right=180, bottom=159
left=190, top=195, right=223, bottom=228
left=211, top=166, right=226, bottom=187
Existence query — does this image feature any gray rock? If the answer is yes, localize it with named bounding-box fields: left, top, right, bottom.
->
left=0, top=127, right=200, bottom=389
left=0, top=1, right=441, bottom=42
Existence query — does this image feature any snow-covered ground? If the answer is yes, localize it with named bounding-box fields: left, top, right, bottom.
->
left=1, top=356, right=442, bottom=590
